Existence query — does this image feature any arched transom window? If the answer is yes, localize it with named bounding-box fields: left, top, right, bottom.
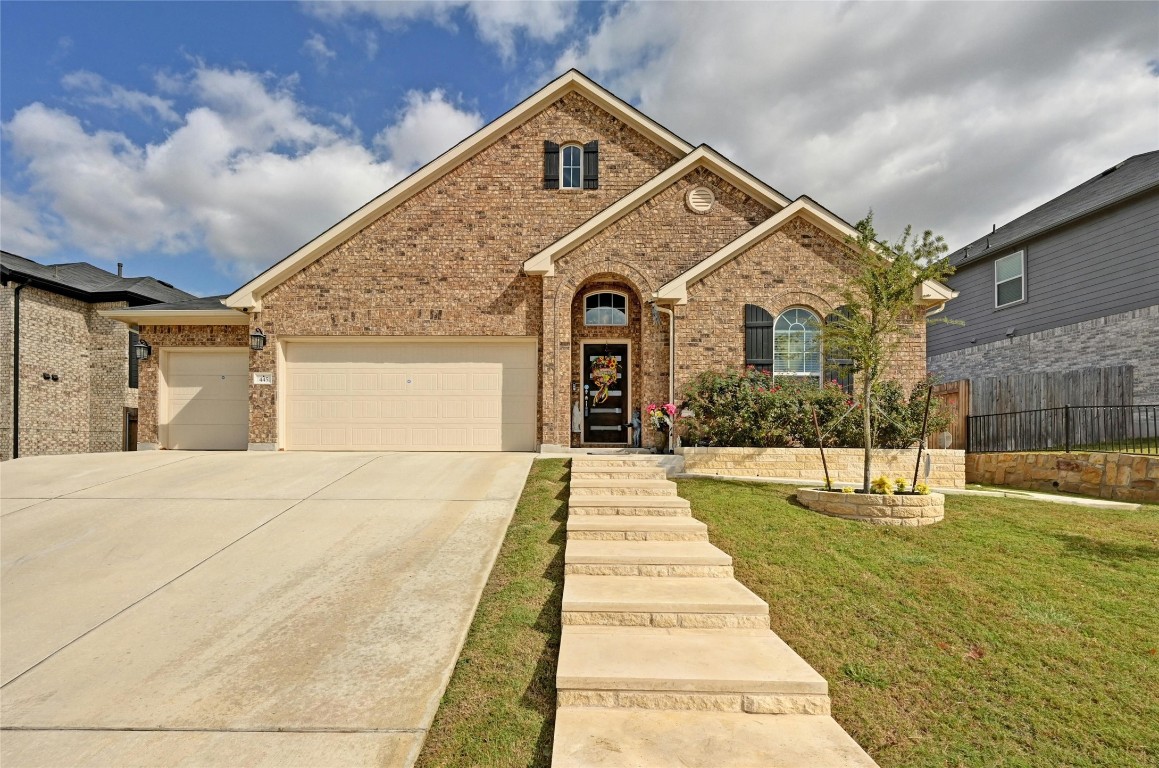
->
left=773, top=308, right=822, bottom=380
left=561, top=145, right=583, bottom=189
left=584, top=291, right=628, bottom=326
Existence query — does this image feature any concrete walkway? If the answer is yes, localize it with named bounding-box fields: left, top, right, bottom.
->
left=1, top=450, right=533, bottom=768
left=552, top=456, right=877, bottom=767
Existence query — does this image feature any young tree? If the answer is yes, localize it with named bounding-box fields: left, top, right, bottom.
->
left=823, top=212, right=952, bottom=492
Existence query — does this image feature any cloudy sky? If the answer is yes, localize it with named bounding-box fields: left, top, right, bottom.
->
left=2, top=1, right=1155, bottom=296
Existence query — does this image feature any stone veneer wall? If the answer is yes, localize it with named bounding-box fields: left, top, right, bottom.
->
left=135, top=324, right=249, bottom=446
left=0, top=284, right=135, bottom=460
left=928, top=305, right=1159, bottom=405
left=965, top=451, right=1158, bottom=503
left=682, top=447, right=965, bottom=488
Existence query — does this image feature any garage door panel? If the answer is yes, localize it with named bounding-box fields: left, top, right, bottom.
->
left=284, top=341, right=536, bottom=451
left=165, top=350, right=248, bottom=451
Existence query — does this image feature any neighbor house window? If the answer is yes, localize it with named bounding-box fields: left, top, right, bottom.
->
left=561, top=145, right=583, bottom=189
left=585, top=292, right=627, bottom=326
left=744, top=304, right=775, bottom=372
left=995, top=250, right=1025, bottom=308
left=773, top=308, right=822, bottom=382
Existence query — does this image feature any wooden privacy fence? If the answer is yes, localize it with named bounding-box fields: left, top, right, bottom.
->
left=968, top=366, right=1133, bottom=415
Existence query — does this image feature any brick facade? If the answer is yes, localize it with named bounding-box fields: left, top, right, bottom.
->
left=134, top=324, right=249, bottom=446
left=0, top=284, right=137, bottom=460
left=928, top=305, right=1159, bottom=405
left=121, top=83, right=935, bottom=453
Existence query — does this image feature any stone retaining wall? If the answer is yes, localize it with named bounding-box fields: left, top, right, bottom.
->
left=966, top=452, right=1158, bottom=503
left=796, top=488, right=945, bottom=526
left=682, top=447, right=965, bottom=488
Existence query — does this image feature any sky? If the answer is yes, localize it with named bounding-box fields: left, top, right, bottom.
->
left=2, top=1, right=1156, bottom=298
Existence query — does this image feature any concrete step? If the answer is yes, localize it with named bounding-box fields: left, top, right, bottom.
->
left=570, top=466, right=669, bottom=481
left=565, top=540, right=732, bottom=577
left=562, top=575, right=768, bottom=628
left=556, top=626, right=829, bottom=714
left=570, top=478, right=678, bottom=496
left=567, top=515, right=708, bottom=542
left=552, top=708, right=879, bottom=767
left=572, top=457, right=670, bottom=469
left=568, top=495, right=691, bottom=517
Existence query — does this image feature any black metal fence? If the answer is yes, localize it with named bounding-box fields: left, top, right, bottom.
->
left=967, top=404, right=1159, bottom=455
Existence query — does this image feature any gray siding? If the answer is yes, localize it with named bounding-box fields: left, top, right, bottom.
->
left=928, top=190, right=1159, bottom=356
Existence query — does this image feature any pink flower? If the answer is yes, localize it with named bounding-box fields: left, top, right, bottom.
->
left=662, top=403, right=677, bottom=417
left=646, top=404, right=657, bottom=413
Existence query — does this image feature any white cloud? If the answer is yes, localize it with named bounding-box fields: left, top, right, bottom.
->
left=61, top=70, right=180, bottom=123
left=374, top=89, right=483, bottom=170
left=556, top=1, right=1159, bottom=250
left=1, top=67, right=485, bottom=279
left=305, top=0, right=578, bottom=60
left=301, top=31, right=337, bottom=69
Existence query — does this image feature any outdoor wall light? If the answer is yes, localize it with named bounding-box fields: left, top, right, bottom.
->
left=132, top=339, right=152, bottom=361
left=250, top=328, right=268, bottom=351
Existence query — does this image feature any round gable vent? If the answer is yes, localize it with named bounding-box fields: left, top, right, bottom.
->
left=686, top=186, right=715, bottom=214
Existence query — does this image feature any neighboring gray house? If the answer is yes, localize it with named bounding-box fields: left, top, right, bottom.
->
left=1, top=251, right=196, bottom=460
left=928, top=150, right=1159, bottom=407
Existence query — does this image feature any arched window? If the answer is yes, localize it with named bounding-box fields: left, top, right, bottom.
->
left=561, top=145, right=583, bottom=189
left=773, top=308, right=822, bottom=382
left=584, top=291, right=628, bottom=326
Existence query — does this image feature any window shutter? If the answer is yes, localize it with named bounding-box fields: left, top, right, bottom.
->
left=128, top=330, right=139, bottom=389
left=744, top=304, right=774, bottom=371
left=543, top=141, right=560, bottom=189
left=582, top=140, right=599, bottom=189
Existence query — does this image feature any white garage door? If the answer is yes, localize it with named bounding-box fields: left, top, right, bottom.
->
left=284, top=340, right=537, bottom=452
left=164, top=350, right=249, bottom=450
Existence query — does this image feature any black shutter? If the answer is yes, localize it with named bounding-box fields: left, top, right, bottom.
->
left=543, top=141, right=559, bottom=189
left=582, top=140, right=599, bottom=189
left=744, top=304, right=774, bottom=372
left=128, top=330, right=139, bottom=389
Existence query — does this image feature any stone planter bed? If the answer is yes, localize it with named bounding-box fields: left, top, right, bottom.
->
left=796, top=487, right=945, bottom=526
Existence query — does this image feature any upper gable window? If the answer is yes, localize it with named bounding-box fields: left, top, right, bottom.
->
left=562, top=145, right=583, bottom=189
left=994, top=251, right=1025, bottom=308
left=544, top=141, right=598, bottom=190
left=584, top=291, right=627, bottom=326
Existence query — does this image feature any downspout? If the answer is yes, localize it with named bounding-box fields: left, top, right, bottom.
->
left=654, top=302, right=675, bottom=452
left=11, top=281, right=26, bottom=459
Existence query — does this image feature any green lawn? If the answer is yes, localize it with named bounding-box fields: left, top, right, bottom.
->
left=415, top=458, right=567, bottom=768
left=679, top=477, right=1159, bottom=767
left=415, top=462, right=1158, bottom=768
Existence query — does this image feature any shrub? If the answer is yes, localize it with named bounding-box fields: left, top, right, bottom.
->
left=841, top=486, right=855, bottom=494
left=914, top=482, right=931, bottom=495
left=870, top=476, right=895, bottom=494
left=680, top=368, right=949, bottom=449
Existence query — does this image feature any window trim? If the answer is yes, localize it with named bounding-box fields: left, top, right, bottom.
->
left=583, top=290, right=629, bottom=327
left=560, top=143, right=583, bottom=190
left=772, top=307, right=823, bottom=383
left=994, top=250, right=1026, bottom=309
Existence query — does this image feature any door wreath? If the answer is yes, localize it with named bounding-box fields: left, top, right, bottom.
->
left=589, top=355, right=619, bottom=405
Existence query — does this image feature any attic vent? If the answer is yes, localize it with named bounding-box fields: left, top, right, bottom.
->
left=686, top=186, right=715, bottom=214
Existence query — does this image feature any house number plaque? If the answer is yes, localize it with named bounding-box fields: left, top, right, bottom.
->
left=253, top=372, right=274, bottom=385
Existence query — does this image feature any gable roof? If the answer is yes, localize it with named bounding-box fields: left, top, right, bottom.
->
left=1, top=251, right=195, bottom=305
left=950, top=149, right=1159, bottom=267
left=224, top=70, right=696, bottom=310
left=653, top=197, right=957, bottom=310
left=521, top=145, right=792, bottom=276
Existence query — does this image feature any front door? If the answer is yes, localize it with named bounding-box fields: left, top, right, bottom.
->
left=582, top=343, right=629, bottom=444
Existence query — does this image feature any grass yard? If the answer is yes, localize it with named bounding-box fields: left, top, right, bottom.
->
left=415, top=458, right=567, bottom=768
left=679, top=477, right=1159, bottom=768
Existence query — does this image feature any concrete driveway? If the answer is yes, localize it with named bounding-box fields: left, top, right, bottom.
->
left=1, top=450, right=533, bottom=767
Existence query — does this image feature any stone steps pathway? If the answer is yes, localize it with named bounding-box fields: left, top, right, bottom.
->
left=552, top=456, right=879, bottom=767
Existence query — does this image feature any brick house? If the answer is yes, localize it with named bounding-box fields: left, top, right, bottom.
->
left=1, top=251, right=196, bottom=460
left=103, top=71, right=955, bottom=453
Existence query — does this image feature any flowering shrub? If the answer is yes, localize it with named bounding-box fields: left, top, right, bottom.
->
left=914, top=482, right=931, bottom=495
left=894, top=477, right=908, bottom=493
left=841, top=486, right=855, bottom=494
left=680, top=368, right=948, bottom=449
left=646, top=402, right=677, bottom=431
left=870, top=476, right=895, bottom=494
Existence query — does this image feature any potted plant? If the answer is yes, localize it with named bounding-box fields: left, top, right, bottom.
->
left=646, top=402, right=677, bottom=453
